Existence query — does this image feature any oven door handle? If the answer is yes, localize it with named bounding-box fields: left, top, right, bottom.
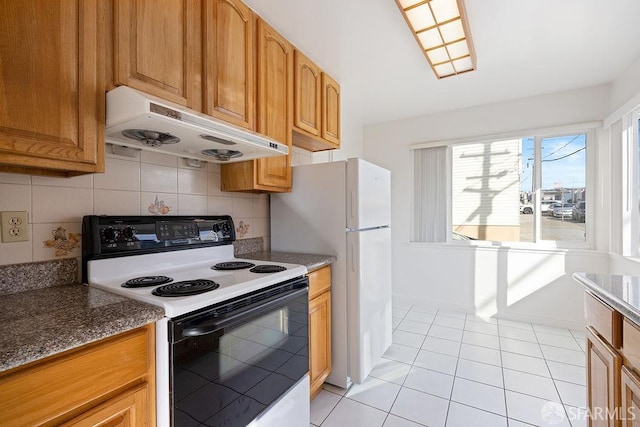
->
left=180, top=287, right=308, bottom=338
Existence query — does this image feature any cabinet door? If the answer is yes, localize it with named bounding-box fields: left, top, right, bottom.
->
left=0, top=0, right=106, bottom=176
left=321, top=73, right=340, bottom=146
left=309, top=291, right=332, bottom=398
left=294, top=50, right=321, bottom=137
left=622, top=366, right=640, bottom=427
left=204, top=0, right=255, bottom=129
left=114, top=0, right=202, bottom=109
left=587, top=326, right=621, bottom=427
left=256, top=19, right=293, bottom=190
left=61, top=385, right=148, bottom=427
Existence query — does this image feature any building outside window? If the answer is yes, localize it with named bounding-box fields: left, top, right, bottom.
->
left=413, top=131, right=588, bottom=245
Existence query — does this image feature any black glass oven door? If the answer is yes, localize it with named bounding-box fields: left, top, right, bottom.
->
left=169, top=278, right=309, bottom=427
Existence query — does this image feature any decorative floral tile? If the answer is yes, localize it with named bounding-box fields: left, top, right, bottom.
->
left=148, top=195, right=172, bottom=215
left=43, top=226, right=81, bottom=257
left=235, top=220, right=251, bottom=238
left=33, top=223, right=82, bottom=261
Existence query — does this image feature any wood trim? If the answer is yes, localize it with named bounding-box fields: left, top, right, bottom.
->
left=292, top=128, right=340, bottom=152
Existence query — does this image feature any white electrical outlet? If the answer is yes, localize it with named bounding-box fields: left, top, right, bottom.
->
left=1, top=211, right=29, bottom=243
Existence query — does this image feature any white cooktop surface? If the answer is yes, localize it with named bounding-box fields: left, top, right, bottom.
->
left=87, top=246, right=307, bottom=317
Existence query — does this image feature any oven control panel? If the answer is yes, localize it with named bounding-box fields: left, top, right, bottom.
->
left=83, top=215, right=236, bottom=255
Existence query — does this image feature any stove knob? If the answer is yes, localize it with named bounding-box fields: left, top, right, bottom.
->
left=122, top=227, right=136, bottom=240
left=102, top=228, right=118, bottom=242
left=212, top=223, right=221, bottom=233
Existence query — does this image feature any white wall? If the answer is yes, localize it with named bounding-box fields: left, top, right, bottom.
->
left=363, top=85, right=612, bottom=328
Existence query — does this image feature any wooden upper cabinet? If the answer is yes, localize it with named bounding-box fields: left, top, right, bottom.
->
left=294, top=50, right=321, bottom=137
left=0, top=0, right=106, bottom=176
left=113, top=0, right=202, bottom=110
left=203, top=0, right=255, bottom=129
left=291, top=50, right=340, bottom=152
left=255, top=19, right=293, bottom=190
left=322, top=72, right=340, bottom=146
left=221, top=17, right=292, bottom=193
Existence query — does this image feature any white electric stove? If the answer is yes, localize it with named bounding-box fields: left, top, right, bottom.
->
left=83, top=215, right=310, bottom=427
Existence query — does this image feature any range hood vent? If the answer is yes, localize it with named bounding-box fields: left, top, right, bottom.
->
left=105, top=86, right=288, bottom=163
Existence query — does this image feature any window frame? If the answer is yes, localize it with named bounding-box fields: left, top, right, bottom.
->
left=623, top=108, right=640, bottom=257
left=410, top=122, right=599, bottom=250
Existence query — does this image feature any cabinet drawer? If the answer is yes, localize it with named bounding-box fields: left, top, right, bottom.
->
left=0, top=326, right=152, bottom=426
left=585, top=291, right=622, bottom=348
left=622, top=318, right=640, bottom=370
left=308, top=266, right=331, bottom=300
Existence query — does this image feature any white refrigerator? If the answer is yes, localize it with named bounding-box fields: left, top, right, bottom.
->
left=271, top=158, right=392, bottom=387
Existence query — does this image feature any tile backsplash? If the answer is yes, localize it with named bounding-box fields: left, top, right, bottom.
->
left=0, top=146, right=281, bottom=266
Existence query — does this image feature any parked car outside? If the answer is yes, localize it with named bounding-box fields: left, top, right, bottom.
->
left=452, top=231, right=476, bottom=240
left=553, top=203, right=574, bottom=218
left=520, top=203, right=533, bottom=214
left=540, top=200, right=557, bottom=215
left=572, top=201, right=586, bottom=222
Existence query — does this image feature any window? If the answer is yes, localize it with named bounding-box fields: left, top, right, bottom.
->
left=412, top=130, right=589, bottom=246
left=538, top=134, right=586, bottom=241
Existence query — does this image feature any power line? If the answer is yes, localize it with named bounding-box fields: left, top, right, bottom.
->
left=542, top=146, right=585, bottom=162
left=543, top=135, right=581, bottom=159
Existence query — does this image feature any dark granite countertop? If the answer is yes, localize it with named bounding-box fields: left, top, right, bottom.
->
left=0, top=284, right=164, bottom=373
left=573, top=272, right=640, bottom=326
left=238, top=251, right=336, bottom=273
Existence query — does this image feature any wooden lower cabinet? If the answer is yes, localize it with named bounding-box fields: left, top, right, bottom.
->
left=587, top=326, right=622, bottom=427
left=0, top=325, right=155, bottom=427
left=308, top=266, right=332, bottom=398
left=584, top=291, right=640, bottom=427
left=62, top=385, right=148, bottom=427
left=621, top=366, right=640, bottom=426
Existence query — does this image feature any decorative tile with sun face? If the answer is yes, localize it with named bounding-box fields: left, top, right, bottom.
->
left=236, top=220, right=250, bottom=238
left=148, top=195, right=172, bottom=215
left=43, top=226, right=81, bottom=257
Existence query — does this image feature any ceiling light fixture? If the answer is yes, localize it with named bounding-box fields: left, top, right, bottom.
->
left=395, top=0, right=476, bottom=79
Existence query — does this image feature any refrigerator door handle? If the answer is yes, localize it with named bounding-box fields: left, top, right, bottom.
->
left=346, top=225, right=390, bottom=233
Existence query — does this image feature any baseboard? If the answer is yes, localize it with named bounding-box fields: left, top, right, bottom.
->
left=392, top=292, right=585, bottom=331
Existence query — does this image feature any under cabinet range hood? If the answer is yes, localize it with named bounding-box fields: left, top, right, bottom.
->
left=105, top=86, right=288, bottom=163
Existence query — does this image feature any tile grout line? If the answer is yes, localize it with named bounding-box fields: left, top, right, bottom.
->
left=498, top=316, right=509, bottom=424
left=533, top=325, right=575, bottom=422
left=325, top=306, right=586, bottom=427
left=385, top=304, right=434, bottom=426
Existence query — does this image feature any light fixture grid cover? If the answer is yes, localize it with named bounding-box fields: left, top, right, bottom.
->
left=396, top=0, right=476, bottom=79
